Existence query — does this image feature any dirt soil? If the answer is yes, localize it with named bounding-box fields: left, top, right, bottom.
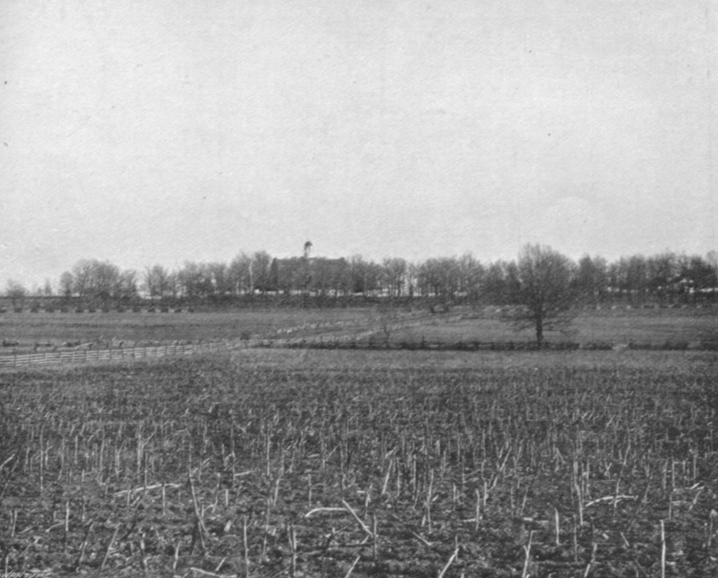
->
left=1, top=350, right=717, bottom=577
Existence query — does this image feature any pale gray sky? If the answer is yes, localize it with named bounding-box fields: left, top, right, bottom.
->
left=1, top=0, right=716, bottom=288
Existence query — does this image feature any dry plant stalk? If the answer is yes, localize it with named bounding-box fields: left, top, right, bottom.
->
left=75, top=521, right=93, bottom=569
left=582, top=543, right=597, bottom=578
left=554, top=508, right=560, bottom=546
left=288, top=523, right=297, bottom=578
left=101, top=523, right=121, bottom=570
left=242, top=516, right=249, bottom=578
left=708, top=510, right=718, bottom=553
left=425, top=471, right=434, bottom=530
left=63, top=500, right=70, bottom=551
left=172, top=541, right=180, bottom=574
left=573, top=515, right=579, bottom=563
left=188, top=472, right=210, bottom=553
left=381, top=460, right=393, bottom=496
left=341, top=499, right=373, bottom=538
left=660, top=519, right=666, bottom=578
left=372, top=515, right=378, bottom=563
left=475, top=488, right=481, bottom=531
left=10, top=509, right=18, bottom=538
left=343, top=554, right=361, bottom=578
left=521, top=530, right=533, bottom=578
left=137, top=531, right=147, bottom=572
left=437, top=547, right=459, bottom=578
left=574, top=480, right=584, bottom=527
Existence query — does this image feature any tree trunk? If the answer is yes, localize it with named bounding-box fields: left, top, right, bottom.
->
left=535, top=318, right=544, bottom=349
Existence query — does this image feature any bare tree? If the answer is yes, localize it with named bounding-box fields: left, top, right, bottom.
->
left=682, top=254, right=718, bottom=302
left=646, top=252, right=679, bottom=304
left=71, top=260, right=95, bottom=299
left=382, top=257, right=408, bottom=299
left=458, top=252, right=484, bottom=304
left=118, top=269, right=139, bottom=301
left=229, top=252, right=253, bottom=296
left=207, top=262, right=232, bottom=297
left=251, top=251, right=273, bottom=294
left=575, top=255, right=608, bottom=305
left=417, top=257, right=461, bottom=302
left=177, top=261, right=207, bottom=301
left=93, top=261, right=121, bottom=301
left=332, top=258, right=353, bottom=299
left=144, top=264, right=171, bottom=301
left=506, top=244, right=576, bottom=348
left=349, top=255, right=369, bottom=296
left=59, top=271, right=74, bottom=300
left=5, top=279, right=28, bottom=309
left=166, top=271, right=180, bottom=300
left=66, top=259, right=114, bottom=302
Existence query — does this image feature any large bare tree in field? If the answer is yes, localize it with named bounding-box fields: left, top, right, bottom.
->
left=508, top=244, right=576, bottom=347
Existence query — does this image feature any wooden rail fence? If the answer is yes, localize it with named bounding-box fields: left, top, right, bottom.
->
left=0, top=314, right=456, bottom=369
left=2, top=332, right=716, bottom=369
left=0, top=340, right=243, bottom=369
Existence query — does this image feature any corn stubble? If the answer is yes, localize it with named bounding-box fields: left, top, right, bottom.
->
left=0, top=351, right=716, bottom=577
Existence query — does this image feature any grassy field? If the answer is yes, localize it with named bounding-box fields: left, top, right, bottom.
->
left=381, top=308, right=718, bottom=347
left=1, top=306, right=716, bottom=350
left=0, top=309, right=376, bottom=347
left=1, top=347, right=717, bottom=577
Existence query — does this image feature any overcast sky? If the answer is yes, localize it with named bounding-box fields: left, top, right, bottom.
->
left=1, top=0, right=716, bottom=289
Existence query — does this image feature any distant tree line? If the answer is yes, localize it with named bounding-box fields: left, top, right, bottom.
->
left=4, top=248, right=718, bottom=310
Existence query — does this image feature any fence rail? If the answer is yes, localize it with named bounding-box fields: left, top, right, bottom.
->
left=1, top=332, right=716, bottom=369
left=0, top=340, right=234, bottom=369
left=0, top=314, right=448, bottom=369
